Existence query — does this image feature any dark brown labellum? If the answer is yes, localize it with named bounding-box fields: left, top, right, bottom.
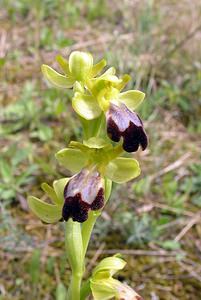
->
left=62, top=169, right=105, bottom=223
left=106, top=102, right=148, bottom=153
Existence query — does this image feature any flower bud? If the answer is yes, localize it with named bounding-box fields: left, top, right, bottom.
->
left=106, top=102, right=148, bottom=153
left=62, top=168, right=104, bottom=223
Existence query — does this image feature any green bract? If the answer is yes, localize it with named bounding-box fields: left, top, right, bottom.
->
left=55, top=138, right=141, bottom=184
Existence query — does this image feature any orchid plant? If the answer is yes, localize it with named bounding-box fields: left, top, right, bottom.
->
left=28, top=51, right=147, bottom=300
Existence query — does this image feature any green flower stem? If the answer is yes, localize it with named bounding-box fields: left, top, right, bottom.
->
left=67, top=272, right=82, bottom=300
left=65, top=220, right=84, bottom=300
left=79, top=114, right=104, bottom=140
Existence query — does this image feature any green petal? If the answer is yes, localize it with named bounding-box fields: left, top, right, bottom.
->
left=28, top=196, right=61, bottom=223
left=53, top=177, right=70, bottom=205
left=118, top=90, right=145, bottom=110
left=69, top=51, right=93, bottom=81
left=56, top=55, right=71, bottom=76
left=72, top=92, right=102, bottom=120
left=41, top=182, right=59, bottom=205
left=41, top=64, right=74, bottom=88
left=105, top=157, right=141, bottom=183
left=115, top=74, right=131, bottom=91
left=99, top=67, right=116, bottom=77
left=55, top=148, right=88, bottom=172
left=91, top=59, right=107, bottom=77
left=101, top=75, right=121, bottom=83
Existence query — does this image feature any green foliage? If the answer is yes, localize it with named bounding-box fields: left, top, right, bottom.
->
left=115, top=212, right=169, bottom=246
left=182, top=163, right=201, bottom=207
left=0, top=144, right=37, bottom=202
left=29, top=249, right=41, bottom=284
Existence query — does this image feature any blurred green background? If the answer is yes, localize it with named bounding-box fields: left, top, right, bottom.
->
left=0, top=0, right=201, bottom=299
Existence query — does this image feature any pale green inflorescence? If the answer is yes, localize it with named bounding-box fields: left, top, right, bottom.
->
left=28, top=51, right=146, bottom=300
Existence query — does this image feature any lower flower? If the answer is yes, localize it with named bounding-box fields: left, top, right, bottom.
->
left=63, top=168, right=104, bottom=222
left=90, top=255, right=143, bottom=300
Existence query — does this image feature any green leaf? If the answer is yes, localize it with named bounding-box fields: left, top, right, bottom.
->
left=37, top=124, right=53, bottom=141
left=55, top=148, right=88, bottom=173
left=53, top=178, right=69, bottom=205
left=72, top=92, right=102, bottom=120
left=119, top=90, right=145, bottom=110
left=0, top=160, right=12, bottom=183
left=41, top=183, right=59, bottom=205
left=160, top=240, right=181, bottom=250
left=105, top=157, right=141, bottom=183
left=29, top=249, right=41, bottom=284
left=41, top=64, right=74, bottom=88
left=91, top=59, right=107, bottom=77
left=28, top=196, right=61, bottom=223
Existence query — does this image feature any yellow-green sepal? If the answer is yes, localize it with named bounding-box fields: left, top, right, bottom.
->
left=118, top=90, right=145, bottom=110
left=105, top=157, right=141, bottom=183
left=41, top=64, right=74, bottom=88
left=27, top=196, right=62, bottom=223
left=55, top=148, right=88, bottom=173
left=41, top=182, right=60, bottom=205
left=56, top=54, right=71, bottom=76
left=72, top=92, right=102, bottom=120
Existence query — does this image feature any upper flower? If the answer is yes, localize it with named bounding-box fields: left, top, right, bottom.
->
left=73, top=79, right=148, bottom=153
left=41, top=51, right=107, bottom=89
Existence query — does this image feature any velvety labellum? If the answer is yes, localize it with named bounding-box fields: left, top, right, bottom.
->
left=62, top=169, right=104, bottom=223
left=106, top=103, right=148, bottom=153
